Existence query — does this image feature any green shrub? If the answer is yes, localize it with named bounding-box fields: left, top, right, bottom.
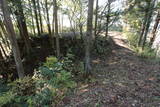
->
left=133, top=47, right=157, bottom=59
left=94, top=36, right=111, bottom=55
left=124, top=31, right=139, bottom=47
left=0, top=56, right=76, bottom=107
left=0, top=91, right=15, bottom=106
left=62, top=53, right=84, bottom=75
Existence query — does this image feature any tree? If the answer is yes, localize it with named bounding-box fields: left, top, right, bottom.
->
left=0, top=19, right=11, bottom=49
left=28, top=0, right=36, bottom=35
left=0, top=45, right=3, bottom=60
left=45, top=0, right=52, bottom=37
left=12, top=0, right=32, bottom=55
left=53, top=0, right=60, bottom=57
left=84, top=0, right=94, bottom=75
left=96, top=0, right=119, bottom=36
left=37, top=0, right=43, bottom=33
left=94, top=0, right=99, bottom=37
left=150, top=10, right=160, bottom=46
left=0, top=0, right=25, bottom=78
left=141, top=0, right=156, bottom=49
left=105, top=0, right=111, bottom=37
left=32, top=0, right=41, bottom=36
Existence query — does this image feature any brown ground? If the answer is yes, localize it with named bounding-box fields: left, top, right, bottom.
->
left=60, top=32, right=160, bottom=107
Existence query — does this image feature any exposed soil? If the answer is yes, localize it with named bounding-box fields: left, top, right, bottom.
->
left=60, top=32, right=160, bottom=107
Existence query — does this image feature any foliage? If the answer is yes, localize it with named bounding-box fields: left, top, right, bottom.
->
left=0, top=56, right=76, bottom=106
left=62, top=53, right=84, bottom=75
left=94, top=36, right=111, bottom=55
left=124, top=30, right=139, bottom=47
left=133, top=46, right=157, bottom=59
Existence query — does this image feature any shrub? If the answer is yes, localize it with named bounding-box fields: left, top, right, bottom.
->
left=133, top=46, right=157, bottom=59
left=62, top=53, right=84, bottom=75
left=124, top=31, right=139, bottom=47
left=0, top=56, right=76, bottom=107
left=94, top=36, right=111, bottom=55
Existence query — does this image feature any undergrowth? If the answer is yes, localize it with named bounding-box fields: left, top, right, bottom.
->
left=0, top=55, right=80, bottom=107
left=124, top=30, right=160, bottom=61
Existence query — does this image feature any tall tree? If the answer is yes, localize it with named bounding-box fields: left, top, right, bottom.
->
left=0, top=0, right=25, bottom=78
left=94, top=0, right=99, bottom=37
left=0, top=46, right=3, bottom=60
left=28, top=0, right=36, bottom=35
left=37, top=0, right=43, bottom=33
left=53, top=0, right=60, bottom=57
left=150, top=10, right=160, bottom=46
left=0, top=30, right=9, bottom=56
left=13, top=0, right=32, bottom=55
left=85, top=0, right=94, bottom=75
left=142, top=0, right=156, bottom=49
left=32, top=0, right=41, bottom=36
left=0, top=19, right=11, bottom=50
left=45, top=0, right=52, bottom=37
left=105, top=0, right=111, bottom=37
left=0, top=41, right=7, bottom=58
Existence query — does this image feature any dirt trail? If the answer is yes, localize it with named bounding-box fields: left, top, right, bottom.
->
left=61, top=32, right=160, bottom=107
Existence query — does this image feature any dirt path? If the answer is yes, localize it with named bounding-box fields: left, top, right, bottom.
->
left=61, top=32, right=160, bottom=107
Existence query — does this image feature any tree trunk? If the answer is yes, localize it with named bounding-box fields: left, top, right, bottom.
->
left=105, top=0, right=111, bottom=37
left=45, top=0, right=52, bottom=36
left=0, top=31, right=10, bottom=54
left=32, top=0, right=40, bottom=36
left=142, top=0, right=156, bottom=49
left=138, top=12, right=148, bottom=46
left=84, top=0, right=94, bottom=75
left=53, top=0, right=60, bottom=57
left=94, top=0, right=99, bottom=37
left=37, top=0, right=43, bottom=33
left=51, top=7, right=55, bottom=49
left=61, top=14, right=63, bottom=32
left=0, top=0, right=25, bottom=78
left=150, top=11, right=160, bottom=46
left=0, top=19, right=11, bottom=49
left=0, top=41, right=8, bottom=59
left=14, top=0, right=32, bottom=55
left=0, top=47, right=3, bottom=60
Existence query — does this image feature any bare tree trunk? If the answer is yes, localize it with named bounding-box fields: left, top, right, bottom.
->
left=59, top=14, right=61, bottom=33
left=0, top=0, right=25, bottom=78
left=37, top=0, right=43, bottom=33
left=85, top=0, right=94, bottom=75
left=138, top=18, right=147, bottom=46
left=61, top=14, right=63, bottom=32
left=105, top=0, right=111, bottom=37
left=14, top=0, right=32, bottom=55
left=45, top=0, right=52, bottom=36
left=0, top=19, right=11, bottom=49
left=51, top=7, right=55, bottom=49
left=94, top=0, right=99, bottom=37
left=53, top=0, right=60, bottom=57
left=142, top=0, right=156, bottom=49
left=0, top=31, right=10, bottom=54
left=28, top=0, right=36, bottom=35
left=0, top=41, right=8, bottom=59
left=150, top=11, right=160, bottom=46
left=32, top=0, right=40, bottom=36
left=0, top=47, right=3, bottom=60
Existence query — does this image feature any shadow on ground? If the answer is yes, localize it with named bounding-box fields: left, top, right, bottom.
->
left=60, top=32, right=160, bottom=107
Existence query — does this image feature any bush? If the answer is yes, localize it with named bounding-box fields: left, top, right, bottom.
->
left=94, top=36, right=111, bottom=55
left=133, top=47, right=157, bottom=59
left=0, top=56, right=77, bottom=107
left=124, top=31, right=139, bottom=47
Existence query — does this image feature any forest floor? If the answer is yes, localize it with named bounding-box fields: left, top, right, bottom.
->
left=60, top=32, right=160, bottom=107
